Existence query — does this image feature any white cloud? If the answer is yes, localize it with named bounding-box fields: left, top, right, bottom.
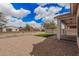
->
left=35, top=3, right=70, bottom=23
left=35, top=14, right=42, bottom=20
left=0, top=3, right=31, bottom=18
left=26, top=21, right=43, bottom=30
left=34, top=6, right=62, bottom=23
left=58, top=3, right=70, bottom=9
left=13, top=8, right=31, bottom=18
left=37, top=3, right=48, bottom=6
left=48, top=7, right=62, bottom=14
left=34, top=6, right=48, bottom=20
left=5, top=16, right=26, bottom=28
left=15, top=19, right=26, bottom=27
left=44, top=15, right=55, bottom=23
left=0, top=3, right=31, bottom=28
left=34, top=6, right=48, bottom=15
left=37, top=3, right=70, bottom=9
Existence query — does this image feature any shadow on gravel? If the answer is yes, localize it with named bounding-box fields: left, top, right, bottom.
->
left=30, top=36, right=79, bottom=56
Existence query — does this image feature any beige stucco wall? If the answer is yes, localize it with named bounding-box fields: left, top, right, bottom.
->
left=65, top=29, right=76, bottom=36
left=2, top=28, right=19, bottom=32
left=2, top=28, right=6, bottom=32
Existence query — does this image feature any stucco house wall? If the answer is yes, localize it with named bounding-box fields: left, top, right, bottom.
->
left=2, top=26, right=19, bottom=32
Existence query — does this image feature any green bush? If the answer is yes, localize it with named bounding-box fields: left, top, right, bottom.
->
left=35, top=32, right=55, bottom=37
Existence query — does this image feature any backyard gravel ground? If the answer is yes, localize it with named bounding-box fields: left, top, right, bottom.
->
left=0, top=32, right=79, bottom=56
left=0, top=32, right=45, bottom=56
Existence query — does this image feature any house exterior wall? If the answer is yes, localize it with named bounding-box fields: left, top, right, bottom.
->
left=57, top=19, right=61, bottom=40
left=2, top=27, right=19, bottom=32
left=76, top=4, right=79, bottom=48
left=66, top=29, right=76, bottom=35
left=2, top=28, right=6, bottom=32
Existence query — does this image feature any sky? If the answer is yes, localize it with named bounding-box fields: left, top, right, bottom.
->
left=0, top=3, right=70, bottom=29
left=12, top=3, right=70, bottom=23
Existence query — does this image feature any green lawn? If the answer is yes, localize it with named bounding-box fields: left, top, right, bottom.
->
left=34, top=32, right=56, bottom=37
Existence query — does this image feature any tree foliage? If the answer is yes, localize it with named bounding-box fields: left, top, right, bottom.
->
left=43, top=22, right=57, bottom=29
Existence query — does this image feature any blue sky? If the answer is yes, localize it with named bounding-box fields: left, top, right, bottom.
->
left=11, top=3, right=70, bottom=24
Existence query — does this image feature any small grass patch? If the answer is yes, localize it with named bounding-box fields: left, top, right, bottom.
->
left=35, top=32, right=56, bottom=37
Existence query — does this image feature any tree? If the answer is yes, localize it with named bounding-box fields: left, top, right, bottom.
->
left=0, top=12, right=8, bottom=28
left=43, top=21, right=57, bottom=29
left=24, top=24, right=29, bottom=31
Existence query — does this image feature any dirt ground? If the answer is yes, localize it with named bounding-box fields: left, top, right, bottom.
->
left=30, top=36, right=79, bottom=56
left=0, top=32, right=45, bottom=56
left=0, top=32, right=79, bottom=56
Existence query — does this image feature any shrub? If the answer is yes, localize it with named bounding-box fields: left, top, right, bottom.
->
left=34, top=32, right=55, bottom=37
